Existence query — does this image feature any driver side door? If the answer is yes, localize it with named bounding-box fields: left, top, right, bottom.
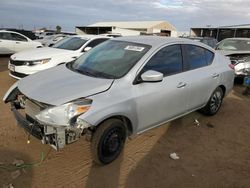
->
left=133, top=44, right=189, bottom=133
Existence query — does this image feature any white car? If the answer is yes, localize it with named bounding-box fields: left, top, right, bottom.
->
left=35, top=34, right=68, bottom=47
left=8, top=35, right=110, bottom=79
left=0, top=30, right=42, bottom=55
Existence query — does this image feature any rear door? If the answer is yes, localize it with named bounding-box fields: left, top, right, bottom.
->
left=0, top=32, right=15, bottom=54
left=182, top=44, right=218, bottom=110
left=133, top=44, right=189, bottom=132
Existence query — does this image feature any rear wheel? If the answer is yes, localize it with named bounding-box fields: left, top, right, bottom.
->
left=201, top=87, right=224, bottom=116
left=91, top=118, right=126, bottom=165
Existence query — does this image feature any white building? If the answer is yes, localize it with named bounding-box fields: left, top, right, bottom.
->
left=76, top=21, right=177, bottom=37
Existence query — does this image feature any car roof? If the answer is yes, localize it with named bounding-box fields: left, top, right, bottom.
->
left=112, top=36, right=213, bottom=50
left=69, top=34, right=110, bottom=40
left=0, top=30, right=21, bottom=34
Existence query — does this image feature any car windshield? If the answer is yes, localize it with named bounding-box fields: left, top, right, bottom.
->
left=53, top=37, right=87, bottom=51
left=69, top=40, right=151, bottom=79
left=217, top=39, right=250, bottom=51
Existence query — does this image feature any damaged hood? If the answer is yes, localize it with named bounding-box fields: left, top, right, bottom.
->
left=18, top=65, right=114, bottom=105
left=217, top=50, right=250, bottom=56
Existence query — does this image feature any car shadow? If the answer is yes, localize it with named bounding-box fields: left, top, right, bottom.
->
left=84, top=150, right=124, bottom=188
left=0, top=149, right=33, bottom=188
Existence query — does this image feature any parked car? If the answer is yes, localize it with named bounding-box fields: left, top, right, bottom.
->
left=0, top=30, right=42, bottom=55
left=187, top=37, right=218, bottom=48
left=216, top=38, right=250, bottom=77
left=35, top=34, right=68, bottom=47
left=3, top=36, right=234, bottom=165
left=36, top=31, right=55, bottom=39
left=8, top=35, right=110, bottom=79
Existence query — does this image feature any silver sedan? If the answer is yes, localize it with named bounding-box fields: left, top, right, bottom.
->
left=3, top=36, right=235, bottom=165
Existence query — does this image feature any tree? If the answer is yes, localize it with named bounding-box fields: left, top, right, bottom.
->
left=56, top=25, right=62, bottom=33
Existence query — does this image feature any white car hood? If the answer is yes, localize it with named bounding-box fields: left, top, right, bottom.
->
left=11, top=47, right=74, bottom=61
left=217, top=50, right=250, bottom=56
left=18, top=65, right=114, bottom=105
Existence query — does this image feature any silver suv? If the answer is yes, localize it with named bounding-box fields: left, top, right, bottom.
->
left=4, top=36, right=234, bottom=165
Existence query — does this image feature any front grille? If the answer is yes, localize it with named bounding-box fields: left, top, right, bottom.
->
left=9, top=59, right=26, bottom=66
left=10, top=71, right=27, bottom=78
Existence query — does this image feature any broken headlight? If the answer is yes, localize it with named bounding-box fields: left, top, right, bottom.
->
left=35, top=99, right=92, bottom=127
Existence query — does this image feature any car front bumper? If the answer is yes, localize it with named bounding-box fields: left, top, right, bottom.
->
left=9, top=98, right=84, bottom=150
left=11, top=101, right=43, bottom=140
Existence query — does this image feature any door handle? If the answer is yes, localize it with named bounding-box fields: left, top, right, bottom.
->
left=16, top=42, right=20, bottom=44
left=177, top=82, right=187, bottom=88
left=212, top=73, right=219, bottom=78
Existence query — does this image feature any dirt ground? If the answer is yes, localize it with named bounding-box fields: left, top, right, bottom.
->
left=0, top=56, right=250, bottom=188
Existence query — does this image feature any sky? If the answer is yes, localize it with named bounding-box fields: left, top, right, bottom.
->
left=1, top=0, right=250, bottom=32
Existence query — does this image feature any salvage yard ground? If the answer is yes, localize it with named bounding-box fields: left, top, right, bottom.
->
left=0, top=56, right=250, bottom=188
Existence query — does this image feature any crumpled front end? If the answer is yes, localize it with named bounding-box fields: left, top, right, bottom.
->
left=229, top=54, right=250, bottom=77
left=3, top=85, right=92, bottom=150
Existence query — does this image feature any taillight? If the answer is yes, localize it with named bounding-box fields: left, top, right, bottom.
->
left=229, top=64, right=235, bottom=70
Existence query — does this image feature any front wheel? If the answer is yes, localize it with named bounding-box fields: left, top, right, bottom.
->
left=91, top=118, right=126, bottom=165
left=200, top=87, right=224, bottom=116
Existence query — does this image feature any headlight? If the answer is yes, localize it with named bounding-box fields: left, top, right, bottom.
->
left=35, top=99, right=92, bottom=127
left=25, top=58, right=51, bottom=66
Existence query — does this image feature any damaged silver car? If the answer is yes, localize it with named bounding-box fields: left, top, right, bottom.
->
left=3, top=36, right=235, bottom=165
left=216, top=38, right=250, bottom=77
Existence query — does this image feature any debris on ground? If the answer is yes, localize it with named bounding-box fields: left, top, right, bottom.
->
left=194, top=119, right=200, bottom=126
left=169, top=153, right=180, bottom=160
left=12, top=159, right=24, bottom=167
left=2, top=184, right=14, bottom=188
left=11, top=170, right=21, bottom=179
left=206, top=122, right=215, bottom=128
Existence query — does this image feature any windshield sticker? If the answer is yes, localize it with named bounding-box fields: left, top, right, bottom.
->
left=125, top=46, right=145, bottom=52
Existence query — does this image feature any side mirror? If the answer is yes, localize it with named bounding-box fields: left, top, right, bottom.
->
left=141, top=70, right=163, bottom=82
left=84, top=46, right=92, bottom=52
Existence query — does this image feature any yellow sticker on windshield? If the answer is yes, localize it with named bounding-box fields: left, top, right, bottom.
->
left=125, top=46, right=145, bottom=52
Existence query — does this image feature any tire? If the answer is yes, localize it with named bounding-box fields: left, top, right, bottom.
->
left=200, top=87, right=224, bottom=116
left=91, top=118, right=126, bottom=165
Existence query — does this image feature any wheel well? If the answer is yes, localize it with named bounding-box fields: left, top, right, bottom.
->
left=218, top=85, right=226, bottom=97
left=96, top=116, right=133, bottom=136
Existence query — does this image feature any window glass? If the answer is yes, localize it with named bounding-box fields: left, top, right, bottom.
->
left=85, top=38, right=109, bottom=49
left=183, top=45, right=207, bottom=70
left=205, top=50, right=214, bottom=65
left=217, top=39, right=250, bottom=51
left=142, top=45, right=183, bottom=76
left=11, top=33, right=28, bottom=41
left=70, top=40, right=150, bottom=79
left=53, top=37, right=87, bottom=51
left=0, top=32, right=12, bottom=40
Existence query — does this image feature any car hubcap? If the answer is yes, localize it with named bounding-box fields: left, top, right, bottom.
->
left=210, top=91, right=222, bottom=113
left=102, top=127, right=124, bottom=158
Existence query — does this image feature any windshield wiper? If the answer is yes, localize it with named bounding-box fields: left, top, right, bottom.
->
left=75, top=69, right=97, bottom=77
